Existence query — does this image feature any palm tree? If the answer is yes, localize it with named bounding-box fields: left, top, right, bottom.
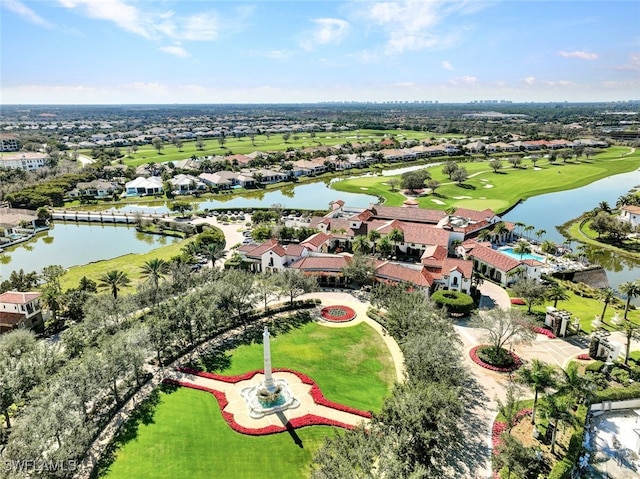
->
left=558, top=362, right=592, bottom=405
left=492, top=222, right=509, bottom=244
left=98, top=270, right=131, bottom=300
left=388, top=228, right=404, bottom=256
left=352, top=235, right=370, bottom=254
left=204, top=242, right=227, bottom=267
left=514, top=221, right=526, bottom=238
left=540, top=240, right=557, bottom=263
left=524, top=225, right=535, bottom=241
left=546, top=284, right=569, bottom=308
left=477, top=229, right=492, bottom=242
left=140, top=258, right=170, bottom=289
left=517, top=358, right=557, bottom=425
left=534, top=229, right=546, bottom=243
left=598, top=201, right=611, bottom=214
left=597, top=287, right=617, bottom=322
left=368, top=230, right=380, bottom=254
left=619, top=320, right=640, bottom=365
left=377, top=236, right=393, bottom=257
left=512, top=239, right=531, bottom=260
left=618, top=280, right=640, bottom=320
left=541, top=394, right=573, bottom=454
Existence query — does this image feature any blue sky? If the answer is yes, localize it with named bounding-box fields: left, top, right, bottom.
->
left=1, top=0, right=639, bottom=104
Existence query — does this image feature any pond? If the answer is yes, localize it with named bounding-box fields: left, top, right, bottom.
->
left=503, top=168, right=640, bottom=290
left=3, top=166, right=640, bottom=292
left=0, top=223, right=181, bottom=281
left=110, top=180, right=379, bottom=215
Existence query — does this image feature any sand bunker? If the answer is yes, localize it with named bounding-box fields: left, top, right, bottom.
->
left=484, top=184, right=494, bottom=188
left=453, top=196, right=472, bottom=199
left=431, top=199, right=445, bottom=205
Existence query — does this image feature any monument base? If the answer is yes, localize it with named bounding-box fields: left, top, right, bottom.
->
left=241, top=378, right=300, bottom=419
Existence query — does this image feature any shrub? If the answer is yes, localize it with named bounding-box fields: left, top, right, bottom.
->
left=592, top=383, right=640, bottom=402
left=585, top=360, right=604, bottom=373
left=610, top=367, right=631, bottom=386
left=430, top=290, right=474, bottom=315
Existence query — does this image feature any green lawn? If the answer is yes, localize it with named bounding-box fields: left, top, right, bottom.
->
left=101, top=322, right=395, bottom=479
left=91, top=129, right=451, bottom=167
left=212, top=321, right=395, bottom=412
left=60, top=237, right=193, bottom=292
left=102, top=387, right=334, bottom=479
left=332, top=147, right=640, bottom=213
left=516, top=288, right=640, bottom=334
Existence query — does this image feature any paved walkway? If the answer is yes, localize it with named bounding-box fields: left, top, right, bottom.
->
left=166, top=369, right=369, bottom=429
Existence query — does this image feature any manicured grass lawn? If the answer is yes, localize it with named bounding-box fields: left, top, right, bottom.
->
left=87, top=129, right=446, bottom=167
left=516, top=288, right=640, bottom=334
left=60, top=237, right=193, bottom=291
left=102, top=387, right=334, bottom=479
left=102, top=322, right=394, bottom=479
left=332, top=147, right=640, bottom=213
left=208, top=321, right=395, bottom=412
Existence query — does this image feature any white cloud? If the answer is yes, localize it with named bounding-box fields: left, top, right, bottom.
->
left=450, top=75, right=478, bottom=85
left=160, top=45, right=189, bottom=58
left=524, top=76, right=536, bottom=85
left=543, top=80, right=574, bottom=86
left=124, top=82, right=169, bottom=95
left=59, top=0, right=151, bottom=38
left=615, top=52, right=640, bottom=71
left=264, top=50, right=293, bottom=60
left=3, top=0, right=53, bottom=28
left=558, top=50, right=599, bottom=60
left=301, top=18, right=349, bottom=50
left=360, top=0, right=479, bottom=55
left=441, top=60, right=454, bottom=71
left=58, top=1, right=220, bottom=42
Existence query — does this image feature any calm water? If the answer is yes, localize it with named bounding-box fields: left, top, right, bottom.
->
left=110, top=180, right=379, bottom=215
left=503, top=168, right=640, bottom=289
left=0, top=223, right=180, bottom=280
left=4, top=167, right=640, bottom=290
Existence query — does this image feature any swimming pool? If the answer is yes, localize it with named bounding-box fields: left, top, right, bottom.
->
left=499, top=247, right=545, bottom=262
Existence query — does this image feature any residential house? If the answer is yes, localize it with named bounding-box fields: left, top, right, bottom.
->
left=125, top=176, right=163, bottom=196
left=69, top=180, right=119, bottom=199
left=620, top=205, right=640, bottom=228
left=461, top=241, right=542, bottom=286
left=169, top=174, right=207, bottom=194
left=0, top=291, right=44, bottom=334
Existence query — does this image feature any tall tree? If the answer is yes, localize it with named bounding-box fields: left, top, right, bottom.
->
left=388, top=228, right=404, bottom=255
left=276, top=269, right=318, bottom=306
left=512, top=239, right=531, bottom=260
left=597, top=287, right=617, bottom=321
left=470, top=307, right=535, bottom=354
left=517, top=358, right=557, bottom=424
left=98, top=270, right=131, bottom=300
left=511, top=278, right=547, bottom=313
left=140, top=258, right=170, bottom=290
left=618, top=280, right=640, bottom=320
left=546, top=283, right=569, bottom=308
left=351, top=235, right=370, bottom=254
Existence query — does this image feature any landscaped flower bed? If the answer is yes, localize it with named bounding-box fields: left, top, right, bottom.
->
left=528, top=324, right=557, bottom=339
left=469, top=345, right=522, bottom=373
left=320, top=305, right=357, bottom=322
left=510, top=298, right=526, bottom=305
left=167, top=367, right=372, bottom=435
left=163, top=378, right=357, bottom=435
left=576, top=353, right=592, bottom=361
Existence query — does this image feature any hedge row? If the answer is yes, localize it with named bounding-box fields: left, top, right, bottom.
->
left=592, top=382, right=640, bottom=403
left=547, top=405, right=587, bottom=479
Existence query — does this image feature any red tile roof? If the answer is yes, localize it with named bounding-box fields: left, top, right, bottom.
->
left=622, top=205, right=640, bottom=215
left=369, top=205, right=448, bottom=224
left=301, top=232, right=332, bottom=248
left=0, top=291, right=41, bottom=304
left=453, top=207, right=496, bottom=222
left=289, top=255, right=350, bottom=272
left=0, top=311, right=25, bottom=328
left=284, top=243, right=306, bottom=256
left=467, top=244, right=521, bottom=272
left=441, top=258, right=473, bottom=279
left=374, top=262, right=433, bottom=288
left=421, top=245, right=449, bottom=266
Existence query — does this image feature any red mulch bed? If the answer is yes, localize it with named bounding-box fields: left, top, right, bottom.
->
left=320, top=305, right=357, bottom=322
left=576, top=353, right=593, bottom=360
left=166, top=367, right=372, bottom=436
left=510, top=298, right=526, bottom=305
left=469, top=345, right=522, bottom=373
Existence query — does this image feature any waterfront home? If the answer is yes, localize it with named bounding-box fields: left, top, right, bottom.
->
left=68, top=180, right=119, bottom=199
left=620, top=205, right=640, bottom=228
left=169, top=174, right=207, bottom=194
left=0, top=291, right=44, bottom=334
left=124, top=176, right=163, bottom=196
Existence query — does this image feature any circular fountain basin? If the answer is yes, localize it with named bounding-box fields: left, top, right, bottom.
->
left=241, top=378, right=300, bottom=419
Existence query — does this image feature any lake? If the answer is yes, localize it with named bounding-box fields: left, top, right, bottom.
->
left=3, top=166, right=640, bottom=291
left=0, top=223, right=180, bottom=281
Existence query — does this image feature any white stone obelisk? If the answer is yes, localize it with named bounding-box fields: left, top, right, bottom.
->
left=263, top=326, right=275, bottom=391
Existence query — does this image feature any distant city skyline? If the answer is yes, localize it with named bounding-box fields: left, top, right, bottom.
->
left=1, top=0, right=639, bottom=104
